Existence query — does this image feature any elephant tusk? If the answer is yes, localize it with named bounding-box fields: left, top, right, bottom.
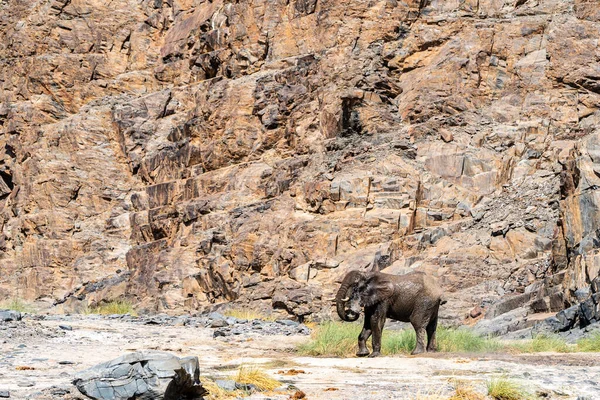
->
left=341, top=297, right=350, bottom=302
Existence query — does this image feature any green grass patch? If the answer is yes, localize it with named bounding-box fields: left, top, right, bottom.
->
left=381, top=329, right=416, bottom=355
left=576, top=332, right=600, bottom=352
left=85, top=300, right=137, bottom=316
left=0, top=298, right=36, bottom=313
left=510, top=335, right=571, bottom=353
left=437, top=328, right=505, bottom=353
left=298, top=321, right=600, bottom=357
left=297, top=322, right=504, bottom=357
left=297, top=321, right=361, bottom=357
left=487, top=377, right=533, bottom=400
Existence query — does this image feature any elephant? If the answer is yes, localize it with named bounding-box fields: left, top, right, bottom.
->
left=335, top=270, right=444, bottom=357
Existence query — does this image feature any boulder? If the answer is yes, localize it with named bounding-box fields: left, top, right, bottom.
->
left=73, top=351, right=207, bottom=400
left=555, top=305, right=579, bottom=331
left=0, top=310, right=22, bottom=322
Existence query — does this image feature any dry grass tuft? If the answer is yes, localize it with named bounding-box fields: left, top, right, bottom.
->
left=448, top=380, right=486, bottom=400
left=203, top=379, right=243, bottom=400
left=236, top=365, right=281, bottom=391
left=222, top=308, right=276, bottom=321
left=277, top=369, right=306, bottom=376
left=487, top=377, right=532, bottom=400
left=15, top=366, right=35, bottom=371
left=411, top=388, right=447, bottom=400
left=203, top=365, right=282, bottom=400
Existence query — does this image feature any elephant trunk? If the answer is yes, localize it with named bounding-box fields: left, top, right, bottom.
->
left=335, top=270, right=362, bottom=322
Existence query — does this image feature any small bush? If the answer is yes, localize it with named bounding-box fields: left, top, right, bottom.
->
left=0, top=298, right=35, bottom=313
left=577, top=333, right=600, bottom=352
left=510, top=335, right=570, bottom=353
left=86, top=300, right=136, bottom=316
left=487, top=377, right=532, bottom=400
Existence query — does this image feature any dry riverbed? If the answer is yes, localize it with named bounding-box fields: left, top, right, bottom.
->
left=1, top=315, right=599, bottom=399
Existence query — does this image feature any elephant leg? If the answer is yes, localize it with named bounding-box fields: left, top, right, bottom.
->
left=410, top=310, right=432, bottom=355
left=368, top=306, right=386, bottom=358
left=426, top=308, right=439, bottom=352
left=411, top=324, right=427, bottom=355
left=411, top=299, right=440, bottom=355
left=357, top=311, right=372, bottom=357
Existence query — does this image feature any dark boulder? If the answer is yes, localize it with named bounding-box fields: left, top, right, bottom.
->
left=73, top=351, right=207, bottom=400
left=556, top=305, right=579, bottom=331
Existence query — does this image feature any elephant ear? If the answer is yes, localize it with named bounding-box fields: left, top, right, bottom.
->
left=362, top=278, right=395, bottom=307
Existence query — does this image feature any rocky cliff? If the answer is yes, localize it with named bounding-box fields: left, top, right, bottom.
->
left=1, top=0, right=599, bottom=327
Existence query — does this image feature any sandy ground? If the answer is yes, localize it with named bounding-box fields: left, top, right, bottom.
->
left=1, top=316, right=599, bottom=399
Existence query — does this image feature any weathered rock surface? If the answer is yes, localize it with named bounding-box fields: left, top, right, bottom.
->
left=72, top=351, right=207, bottom=400
left=0, top=310, right=21, bottom=322
left=1, top=0, right=600, bottom=327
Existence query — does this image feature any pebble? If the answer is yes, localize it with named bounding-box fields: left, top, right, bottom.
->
left=210, top=319, right=228, bottom=328
left=215, top=379, right=237, bottom=391
left=276, top=319, right=299, bottom=327
left=207, top=312, right=225, bottom=321
left=58, top=325, right=72, bottom=331
left=0, top=390, right=9, bottom=398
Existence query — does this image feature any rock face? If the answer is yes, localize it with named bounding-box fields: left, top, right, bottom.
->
left=1, top=0, right=600, bottom=325
left=73, top=351, right=207, bottom=400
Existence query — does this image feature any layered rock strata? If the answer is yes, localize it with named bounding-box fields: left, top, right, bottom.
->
left=1, top=0, right=599, bottom=326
